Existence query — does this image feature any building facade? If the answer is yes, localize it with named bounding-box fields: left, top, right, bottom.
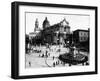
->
left=28, top=18, right=42, bottom=45
left=73, top=29, right=89, bottom=51
left=41, top=17, right=71, bottom=45
left=73, top=29, right=89, bottom=43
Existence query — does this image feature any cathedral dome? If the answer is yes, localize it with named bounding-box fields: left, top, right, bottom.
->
left=43, top=17, right=50, bottom=29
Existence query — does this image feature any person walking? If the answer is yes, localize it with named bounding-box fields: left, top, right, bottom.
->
left=53, top=56, right=55, bottom=60
left=56, top=61, right=58, bottom=65
left=29, top=61, right=31, bottom=67
left=53, top=62, right=55, bottom=67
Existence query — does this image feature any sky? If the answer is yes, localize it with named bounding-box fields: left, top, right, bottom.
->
left=26, top=12, right=90, bottom=34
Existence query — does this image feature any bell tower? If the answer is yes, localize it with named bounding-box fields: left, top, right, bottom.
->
left=34, top=18, right=39, bottom=32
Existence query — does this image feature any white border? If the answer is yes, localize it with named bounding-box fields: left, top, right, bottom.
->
left=19, top=5, right=95, bottom=76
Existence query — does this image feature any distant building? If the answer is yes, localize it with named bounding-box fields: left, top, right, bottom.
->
left=28, top=18, right=42, bottom=45
left=30, top=18, right=41, bottom=36
left=73, top=29, right=89, bottom=44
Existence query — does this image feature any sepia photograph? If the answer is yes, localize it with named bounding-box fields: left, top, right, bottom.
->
left=25, top=12, right=90, bottom=68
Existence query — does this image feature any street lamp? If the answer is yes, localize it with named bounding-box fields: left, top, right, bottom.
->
left=55, top=31, right=60, bottom=55
left=55, top=31, right=59, bottom=45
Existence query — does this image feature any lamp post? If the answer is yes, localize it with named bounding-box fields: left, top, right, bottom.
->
left=63, top=32, right=66, bottom=46
left=55, top=31, right=60, bottom=55
left=55, top=31, right=59, bottom=45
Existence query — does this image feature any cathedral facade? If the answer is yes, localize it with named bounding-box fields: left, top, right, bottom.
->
left=29, top=17, right=71, bottom=45
left=41, top=17, right=71, bottom=45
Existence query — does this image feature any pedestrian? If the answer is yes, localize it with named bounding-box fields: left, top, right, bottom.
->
left=42, top=54, right=44, bottom=57
left=45, top=50, right=48, bottom=57
left=63, top=62, right=65, bottom=66
left=53, top=62, right=55, bottom=67
left=48, top=53, right=50, bottom=56
left=53, top=56, right=55, bottom=60
left=58, top=60, right=59, bottom=65
left=29, top=61, right=31, bottom=67
left=56, top=61, right=58, bottom=65
left=69, top=63, right=71, bottom=66
left=82, top=62, right=84, bottom=66
left=61, top=61, right=62, bottom=64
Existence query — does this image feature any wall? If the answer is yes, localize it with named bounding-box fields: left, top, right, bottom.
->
left=0, top=0, right=99, bottom=81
